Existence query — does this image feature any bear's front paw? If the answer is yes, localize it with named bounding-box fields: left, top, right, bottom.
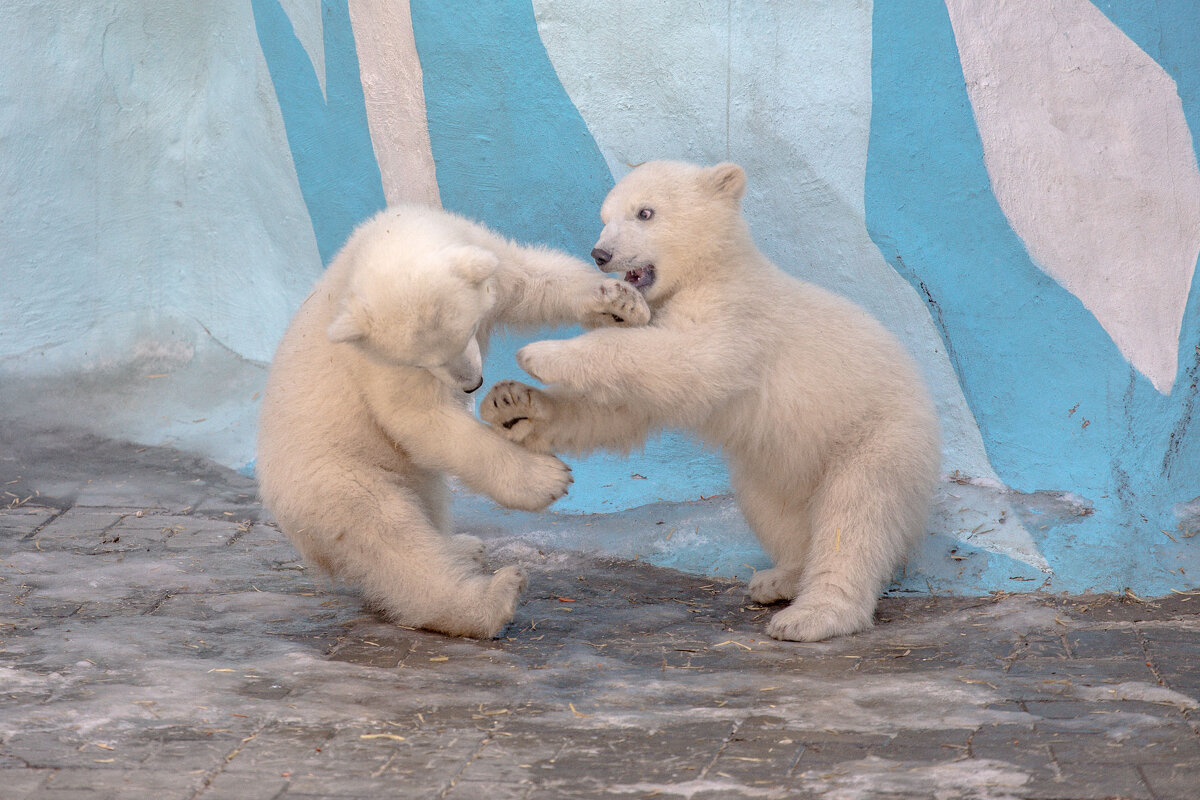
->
left=516, top=340, right=574, bottom=386
left=498, top=452, right=573, bottom=512
left=583, top=279, right=651, bottom=328
left=481, top=380, right=547, bottom=445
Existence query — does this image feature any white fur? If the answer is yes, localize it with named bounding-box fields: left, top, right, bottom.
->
left=481, top=162, right=940, bottom=642
left=257, top=204, right=649, bottom=639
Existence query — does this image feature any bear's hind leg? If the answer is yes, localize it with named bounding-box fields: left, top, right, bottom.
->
left=747, top=566, right=804, bottom=605
left=332, top=476, right=526, bottom=638
left=765, top=460, right=924, bottom=642
left=356, top=524, right=525, bottom=639
left=447, top=533, right=488, bottom=566
left=735, top=476, right=810, bottom=605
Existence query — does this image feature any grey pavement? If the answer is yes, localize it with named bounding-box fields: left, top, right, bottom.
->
left=1, top=425, right=1199, bottom=799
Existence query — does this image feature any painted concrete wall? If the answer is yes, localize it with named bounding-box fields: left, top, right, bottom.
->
left=1, top=1, right=1197, bottom=594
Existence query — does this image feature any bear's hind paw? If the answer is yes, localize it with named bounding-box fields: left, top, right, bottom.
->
left=766, top=599, right=873, bottom=642
left=474, top=565, right=528, bottom=637
left=448, top=533, right=488, bottom=566
left=747, top=566, right=801, bottom=604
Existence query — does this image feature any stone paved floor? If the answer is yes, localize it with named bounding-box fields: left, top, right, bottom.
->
left=1, top=427, right=1199, bottom=799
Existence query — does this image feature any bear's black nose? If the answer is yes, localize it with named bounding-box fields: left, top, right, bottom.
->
left=591, top=248, right=612, bottom=267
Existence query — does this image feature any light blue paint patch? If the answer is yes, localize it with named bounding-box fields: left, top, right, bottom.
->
left=412, top=0, right=730, bottom=513
left=251, top=0, right=385, bottom=264
left=1093, top=1, right=1200, bottom=104
left=867, top=1, right=1200, bottom=593
left=408, top=0, right=611, bottom=254
left=452, top=490, right=766, bottom=582
left=895, top=532, right=1048, bottom=596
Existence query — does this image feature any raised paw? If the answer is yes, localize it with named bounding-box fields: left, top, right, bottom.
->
left=583, top=279, right=651, bottom=328
left=447, top=533, right=488, bottom=566
left=494, top=452, right=572, bottom=512
left=515, top=340, right=572, bottom=386
left=481, top=380, right=547, bottom=444
left=765, top=598, right=874, bottom=642
left=747, top=567, right=802, bottom=605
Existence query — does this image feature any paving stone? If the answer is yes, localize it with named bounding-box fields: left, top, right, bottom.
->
left=1139, top=623, right=1200, bottom=645
left=1138, top=762, right=1200, bottom=800
left=1020, top=762, right=1153, bottom=799
left=1, top=731, right=151, bottom=770
left=42, top=767, right=206, bottom=796
left=704, top=716, right=804, bottom=781
left=453, top=730, right=560, bottom=784
left=1002, top=655, right=1159, bottom=684
left=1065, top=626, right=1146, bottom=659
left=1055, top=722, right=1200, bottom=764
left=792, top=731, right=893, bottom=771
left=441, top=780, right=534, bottom=800
left=283, top=771, right=448, bottom=798
left=199, top=769, right=290, bottom=800
left=0, top=508, right=57, bottom=538
left=876, top=728, right=974, bottom=762
left=22, top=509, right=133, bottom=551
left=25, top=789, right=125, bottom=800
left=2, top=768, right=52, bottom=799
left=1156, top=668, right=1200, bottom=695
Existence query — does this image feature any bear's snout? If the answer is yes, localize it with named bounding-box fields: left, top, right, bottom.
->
left=591, top=247, right=612, bottom=267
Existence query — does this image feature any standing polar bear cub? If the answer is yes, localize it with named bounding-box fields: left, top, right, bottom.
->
left=483, top=161, right=940, bottom=642
left=257, top=204, right=649, bottom=639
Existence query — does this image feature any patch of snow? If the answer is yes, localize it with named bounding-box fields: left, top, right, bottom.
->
left=1074, top=682, right=1198, bottom=709
left=609, top=779, right=786, bottom=798
left=797, top=755, right=1028, bottom=800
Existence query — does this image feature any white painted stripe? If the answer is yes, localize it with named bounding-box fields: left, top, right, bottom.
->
left=278, top=0, right=325, bottom=98
left=347, top=0, right=440, bottom=208
left=946, top=0, right=1200, bottom=394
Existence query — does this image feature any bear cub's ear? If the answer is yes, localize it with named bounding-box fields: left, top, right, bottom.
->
left=707, top=162, right=746, bottom=201
left=445, top=245, right=499, bottom=286
left=327, top=301, right=368, bottom=344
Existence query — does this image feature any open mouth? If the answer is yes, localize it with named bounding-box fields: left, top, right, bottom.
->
left=624, top=265, right=656, bottom=291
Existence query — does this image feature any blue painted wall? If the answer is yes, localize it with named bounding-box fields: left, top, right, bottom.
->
left=1, top=0, right=1196, bottom=594
left=867, top=0, right=1200, bottom=591
left=251, top=0, right=385, bottom=263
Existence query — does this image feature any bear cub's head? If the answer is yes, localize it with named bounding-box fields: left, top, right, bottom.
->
left=591, top=161, right=747, bottom=304
left=327, top=242, right=498, bottom=394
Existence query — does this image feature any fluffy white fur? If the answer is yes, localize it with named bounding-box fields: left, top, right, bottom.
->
left=257, top=204, right=649, bottom=639
left=481, top=161, right=940, bottom=642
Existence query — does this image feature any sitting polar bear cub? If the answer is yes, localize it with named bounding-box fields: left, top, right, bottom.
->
left=483, top=161, right=940, bottom=642
left=257, top=204, right=649, bottom=639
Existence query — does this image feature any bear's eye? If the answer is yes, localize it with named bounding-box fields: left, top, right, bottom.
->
left=636, top=207, right=654, bottom=221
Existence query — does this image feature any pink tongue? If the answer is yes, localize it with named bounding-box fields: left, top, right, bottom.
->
left=625, top=267, right=653, bottom=288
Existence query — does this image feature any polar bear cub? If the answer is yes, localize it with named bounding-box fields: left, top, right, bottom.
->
left=257, top=204, right=649, bottom=638
left=482, top=161, right=940, bottom=642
